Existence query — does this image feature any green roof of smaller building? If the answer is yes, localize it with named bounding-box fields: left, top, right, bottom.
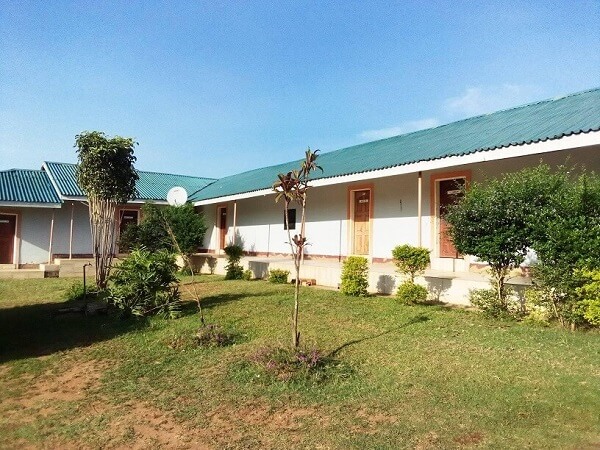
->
left=43, top=162, right=216, bottom=202
left=192, top=87, right=600, bottom=202
left=0, top=169, right=62, bottom=205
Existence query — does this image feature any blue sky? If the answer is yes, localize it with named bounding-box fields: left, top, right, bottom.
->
left=1, top=1, right=599, bottom=178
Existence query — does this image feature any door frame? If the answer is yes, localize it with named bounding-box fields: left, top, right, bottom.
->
left=347, top=183, right=374, bottom=257
left=429, top=170, right=471, bottom=258
left=0, top=211, right=20, bottom=266
left=116, top=207, right=141, bottom=254
left=216, top=204, right=228, bottom=252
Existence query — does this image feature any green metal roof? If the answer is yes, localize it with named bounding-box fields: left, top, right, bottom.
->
left=44, top=162, right=216, bottom=202
left=193, top=87, right=600, bottom=202
left=0, top=169, right=62, bottom=205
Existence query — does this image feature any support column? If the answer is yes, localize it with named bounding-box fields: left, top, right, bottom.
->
left=69, top=202, right=74, bottom=259
left=48, top=211, right=55, bottom=264
left=417, top=171, right=423, bottom=247
left=232, top=201, right=237, bottom=244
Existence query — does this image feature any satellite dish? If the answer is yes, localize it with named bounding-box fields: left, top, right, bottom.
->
left=167, top=186, right=188, bottom=206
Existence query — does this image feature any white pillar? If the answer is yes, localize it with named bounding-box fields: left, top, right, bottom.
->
left=417, top=171, right=423, bottom=247
left=69, top=202, right=74, bottom=259
left=48, top=211, right=55, bottom=264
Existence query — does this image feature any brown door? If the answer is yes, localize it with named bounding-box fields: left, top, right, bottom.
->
left=119, top=210, right=139, bottom=252
left=353, top=190, right=370, bottom=255
left=0, top=214, right=16, bottom=264
left=439, top=178, right=465, bottom=258
left=218, top=207, right=227, bottom=249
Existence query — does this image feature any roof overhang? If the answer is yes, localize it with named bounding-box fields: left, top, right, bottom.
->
left=60, top=195, right=169, bottom=205
left=193, top=130, right=600, bottom=206
left=0, top=201, right=62, bottom=209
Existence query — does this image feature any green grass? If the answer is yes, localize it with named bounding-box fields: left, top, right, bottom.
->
left=1, top=276, right=599, bottom=449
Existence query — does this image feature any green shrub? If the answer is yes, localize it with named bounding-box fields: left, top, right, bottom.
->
left=64, top=281, right=86, bottom=302
left=522, top=287, right=552, bottom=325
left=468, top=288, right=522, bottom=319
left=242, top=269, right=253, bottom=281
left=391, top=245, right=430, bottom=282
left=109, top=249, right=181, bottom=318
left=575, top=269, right=600, bottom=326
left=224, top=244, right=244, bottom=280
left=268, top=269, right=290, bottom=284
left=396, top=281, right=428, bottom=304
left=340, top=256, right=369, bottom=296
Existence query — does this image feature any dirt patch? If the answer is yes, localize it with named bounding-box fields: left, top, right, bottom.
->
left=106, top=402, right=212, bottom=450
left=202, top=403, right=326, bottom=446
left=414, top=431, right=441, bottom=450
left=454, top=431, right=484, bottom=446
left=19, top=359, right=108, bottom=409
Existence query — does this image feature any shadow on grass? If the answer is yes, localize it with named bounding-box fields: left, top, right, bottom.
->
left=0, top=300, right=147, bottom=363
left=327, top=313, right=430, bottom=358
left=182, top=291, right=277, bottom=312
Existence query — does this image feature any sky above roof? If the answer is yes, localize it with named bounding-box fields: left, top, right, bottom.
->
left=1, top=1, right=599, bottom=179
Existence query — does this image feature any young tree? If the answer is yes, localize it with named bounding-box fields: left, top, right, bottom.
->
left=444, top=165, right=562, bottom=307
left=273, top=148, right=322, bottom=348
left=119, top=203, right=207, bottom=257
left=75, top=131, right=138, bottom=290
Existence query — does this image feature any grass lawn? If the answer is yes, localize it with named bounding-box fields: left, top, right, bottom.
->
left=0, top=276, right=599, bottom=449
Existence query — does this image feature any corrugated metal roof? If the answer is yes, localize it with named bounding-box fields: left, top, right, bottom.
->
left=0, top=169, right=62, bottom=204
left=192, top=87, right=600, bottom=202
left=44, top=162, right=216, bottom=202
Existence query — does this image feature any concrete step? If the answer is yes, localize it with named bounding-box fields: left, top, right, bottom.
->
left=0, top=269, right=45, bottom=279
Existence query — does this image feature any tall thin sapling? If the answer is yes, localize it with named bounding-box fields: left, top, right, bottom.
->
left=273, top=148, right=322, bottom=348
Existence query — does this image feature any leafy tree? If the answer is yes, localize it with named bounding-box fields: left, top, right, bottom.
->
left=119, top=202, right=207, bottom=256
left=444, top=165, right=562, bottom=307
left=445, top=163, right=600, bottom=326
left=273, top=148, right=322, bottom=348
left=530, top=172, right=600, bottom=325
left=75, top=131, right=138, bottom=290
left=119, top=202, right=208, bottom=324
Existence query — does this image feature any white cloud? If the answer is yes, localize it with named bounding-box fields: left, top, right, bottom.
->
left=359, top=118, right=440, bottom=141
left=444, top=84, right=539, bottom=117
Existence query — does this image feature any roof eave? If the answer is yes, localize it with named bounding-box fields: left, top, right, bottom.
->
left=0, top=201, right=62, bottom=209
left=193, top=130, right=600, bottom=206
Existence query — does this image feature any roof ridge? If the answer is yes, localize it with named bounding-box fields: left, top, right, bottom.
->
left=44, top=161, right=216, bottom=180
left=325, top=86, right=600, bottom=153
left=206, top=86, right=600, bottom=181
left=1, top=168, right=46, bottom=173
left=136, top=169, right=217, bottom=180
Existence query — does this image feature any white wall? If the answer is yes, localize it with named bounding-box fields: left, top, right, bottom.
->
left=198, top=145, right=600, bottom=261
left=16, top=202, right=93, bottom=264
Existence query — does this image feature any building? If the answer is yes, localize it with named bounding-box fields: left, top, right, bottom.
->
left=2, top=87, right=599, bottom=299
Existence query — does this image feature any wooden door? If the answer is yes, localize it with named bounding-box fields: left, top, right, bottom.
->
left=218, top=207, right=227, bottom=249
left=119, top=210, right=139, bottom=252
left=0, top=214, right=16, bottom=264
left=353, top=190, right=370, bottom=255
left=438, top=178, right=465, bottom=258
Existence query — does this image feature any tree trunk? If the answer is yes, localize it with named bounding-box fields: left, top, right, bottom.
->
left=89, top=197, right=117, bottom=290
left=284, top=200, right=301, bottom=348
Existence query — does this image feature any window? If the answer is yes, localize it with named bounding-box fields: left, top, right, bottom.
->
left=284, top=209, right=296, bottom=230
